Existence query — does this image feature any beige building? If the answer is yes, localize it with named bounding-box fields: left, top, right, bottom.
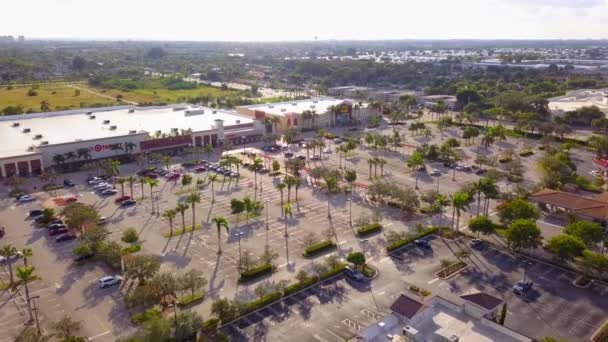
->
left=235, top=97, right=370, bottom=134
left=548, top=88, right=608, bottom=116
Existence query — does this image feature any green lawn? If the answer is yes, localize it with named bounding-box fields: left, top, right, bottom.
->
left=0, top=82, right=119, bottom=114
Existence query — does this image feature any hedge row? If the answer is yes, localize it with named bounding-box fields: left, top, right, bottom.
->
left=386, top=227, right=443, bottom=252
left=238, top=263, right=275, bottom=283
left=303, top=240, right=336, bottom=257
left=178, top=292, right=205, bottom=306
left=357, top=223, right=383, bottom=237
left=131, top=308, right=161, bottom=324
left=123, top=245, right=141, bottom=254
left=43, top=183, right=63, bottom=191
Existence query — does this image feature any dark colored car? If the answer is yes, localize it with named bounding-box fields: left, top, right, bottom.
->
left=195, top=167, right=207, bottom=173
left=49, top=228, right=69, bottom=236
left=47, top=219, right=63, bottom=226
left=56, top=233, right=77, bottom=242
left=114, top=195, right=131, bottom=204
left=29, top=209, right=43, bottom=217
left=296, top=155, right=306, bottom=161
left=475, top=169, right=486, bottom=175
left=137, top=167, right=157, bottom=176
left=167, top=173, right=181, bottom=181
left=143, top=173, right=159, bottom=179
left=513, top=280, right=533, bottom=295
left=74, top=253, right=94, bottom=262
left=121, top=199, right=137, bottom=207
left=284, top=152, right=294, bottom=158
left=63, top=179, right=75, bottom=187
left=470, top=239, right=484, bottom=249
left=344, top=266, right=365, bottom=281
left=47, top=223, right=67, bottom=230
left=414, top=239, right=431, bottom=249
left=35, top=216, right=55, bottom=224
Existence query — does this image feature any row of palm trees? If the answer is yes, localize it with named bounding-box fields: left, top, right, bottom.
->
left=162, top=192, right=201, bottom=236
left=0, top=245, right=38, bottom=323
left=367, top=157, right=388, bottom=179
left=274, top=175, right=303, bottom=212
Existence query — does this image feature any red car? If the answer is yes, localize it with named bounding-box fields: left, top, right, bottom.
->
left=195, top=167, right=207, bottom=173
left=167, top=173, right=181, bottom=181
left=65, top=197, right=78, bottom=203
left=114, top=195, right=131, bottom=204
left=49, top=228, right=69, bottom=236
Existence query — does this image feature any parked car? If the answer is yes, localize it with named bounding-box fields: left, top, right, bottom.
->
left=0, top=251, right=22, bottom=263
left=93, top=183, right=111, bottom=190
left=475, top=169, right=486, bottom=175
left=87, top=177, right=103, bottom=185
left=29, top=209, right=43, bottom=217
left=344, top=265, right=365, bottom=281
left=258, top=168, right=270, bottom=174
left=65, top=197, right=78, bottom=204
left=513, top=280, right=533, bottom=295
left=47, top=221, right=64, bottom=229
left=18, top=195, right=35, bottom=203
left=97, top=217, right=108, bottom=225
left=101, top=189, right=118, bottom=196
left=35, top=216, right=55, bottom=224
left=195, top=167, right=207, bottom=173
left=414, top=239, right=431, bottom=249
left=323, top=148, right=332, bottom=154
left=121, top=199, right=137, bottom=207
left=469, top=239, right=484, bottom=249
left=63, top=179, right=75, bottom=187
left=167, top=173, right=181, bottom=181
left=591, top=170, right=603, bottom=178
left=429, top=169, right=441, bottom=176
left=56, top=233, right=77, bottom=242
left=143, top=173, right=158, bottom=179
left=157, top=169, right=169, bottom=176
left=74, top=253, right=94, bottom=262
left=230, top=172, right=240, bottom=178
left=311, top=155, right=322, bottom=161
left=284, top=152, right=294, bottom=158
left=49, top=228, right=69, bottom=236
left=115, top=195, right=131, bottom=204
left=333, top=138, right=343, bottom=144
left=296, top=155, right=306, bottom=161
left=98, top=275, right=123, bottom=288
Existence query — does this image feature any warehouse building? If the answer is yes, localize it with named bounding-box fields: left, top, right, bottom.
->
left=236, top=97, right=370, bottom=134
left=0, top=105, right=263, bottom=178
left=548, top=88, right=608, bottom=116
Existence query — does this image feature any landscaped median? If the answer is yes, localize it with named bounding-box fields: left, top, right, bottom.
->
left=386, top=226, right=447, bottom=252
left=123, top=245, right=142, bottom=254
left=302, top=240, right=336, bottom=258
left=238, top=263, right=276, bottom=283
left=356, top=223, right=383, bottom=237
left=164, top=224, right=203, bottom=238
left=435, top=261, right=468, bottom=279
left=178, top=292, right=205, bottom=306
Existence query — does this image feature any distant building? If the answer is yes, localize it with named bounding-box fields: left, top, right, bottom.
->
left=236, top=97, right=370, bottom=134
left=420, top=95, right=458, bottom=110
left=17, top=35, right=25, bottom=42
left=529, top=188, right=608, bottom=226
left=358, top=292, right=532, bottom=342
left=327, top=86, right=370, bottom=98
left=548, top=88, right=608, bottom=116
left=369, top=89, right=421, bottom=103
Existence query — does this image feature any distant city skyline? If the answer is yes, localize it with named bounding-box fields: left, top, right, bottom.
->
left=3, top=0, right=608, bottom=41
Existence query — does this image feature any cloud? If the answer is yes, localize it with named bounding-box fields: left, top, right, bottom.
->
left=507, top=0, right=605, bottom=8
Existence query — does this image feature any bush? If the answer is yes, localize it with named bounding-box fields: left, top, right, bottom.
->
left=356, top=223, right=383, bottom=236
left=387, top=227, right=441, bottom=252
left=121, top=228, right=139, bottom=243
left=498, top=156, right=512, bottom=163
left=241, top=292, right=282, bottom=316
left=302, top=240, right=336, bottom=257
left=9, top=189, right=26, bottom=199
left=238, top=263, right=275, bottom=283
left=130, top=307, right=161, bottom=324
left=123, top=245, right=141, bottom=254
left=284, top=276, right=318, bottom=296
left=164, top=224, right=202, bottom=237
left=178, top=292, right=205, bottom=306
left=519, top=150, right=534, bottom=157
left=43, top=183, right=63, bottom=191
left=324, top=133, right=337, bottom=139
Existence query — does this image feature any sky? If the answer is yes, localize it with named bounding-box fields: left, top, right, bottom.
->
left=3, top=0, right=608, bottom=41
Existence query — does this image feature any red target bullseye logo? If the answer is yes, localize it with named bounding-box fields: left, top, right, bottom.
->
left=94, top=145, right=102, bottom=152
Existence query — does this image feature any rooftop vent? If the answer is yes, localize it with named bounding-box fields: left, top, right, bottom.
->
left=27, top=146, right=35, bottom=151
left=33, top=134, right=43, bottom=139
left=268, top=105, right=274, bottom=108
left=281, top=108, right=287, bottom=112
left=89, top=115, right=96, bottom=119
left=236, top=120, right=240, bottom=124
left=40, top=141, right=49, bottom=145
left=213, top=110, right=217, bottom=114
left=103, top=120, right=110, bottom=124
left=11, top=122, right=20, bottom=127
left=22, top=128, right=31, bottom=133
left=292, top=103, right=297, bottom=106
left=87, top=111, right=93, bottom=115
left=171, top=128, right=179, bottom=133
left=128, top=109, right=135, bottom=113
left=313, top=100, right=319, bottom=103
left=109, top=125, right=117, bottom=130
left=129, top=130, right=137, bottom=134
left=185, top=109, right=205, bottom=116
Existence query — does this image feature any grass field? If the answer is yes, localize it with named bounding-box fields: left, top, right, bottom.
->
left=85, top=85, right=241, bottom=104
left=0, top=83, right=119, bottom=114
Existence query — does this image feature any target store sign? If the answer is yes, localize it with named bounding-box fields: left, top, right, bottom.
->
left=91, top=144, right=117, bottom=153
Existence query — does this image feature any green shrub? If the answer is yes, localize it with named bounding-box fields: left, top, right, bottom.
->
left=303, top=240, right=336, bottom=257
left=131, top=307, right=161, bottom=324
left=164, top=224, right=203, bottom=237
left=121, top=228, right=139, bottom=243
left=238, top=263, right=275, bottom=283
left=324, top=133, right=337, bottom=139
left=519, top=150, right=534, bottom=157
left=387, top=227, right=440, bottom=252
left=43, top=183, right=63, bottom=191
left=284, top=276, right=317, bottom=296
left=123, top=245, right=141, bottom=254
left=9, top=189, right=26, bottom=199
left=178, top=292, right=205, bottom=306
left=498, top=156, right=512, bottom=163
left=241, top=292, right=282, bottom=316
left=356, top=223, right=383, bottom=236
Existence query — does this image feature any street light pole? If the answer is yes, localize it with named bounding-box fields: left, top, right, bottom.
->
left=236, top=231, right=244, bottom=269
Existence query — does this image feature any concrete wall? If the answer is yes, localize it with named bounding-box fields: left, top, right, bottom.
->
left=0, top=153, right=43, bottom=178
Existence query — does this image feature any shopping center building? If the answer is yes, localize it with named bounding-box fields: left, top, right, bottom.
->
left=0, top=105, right=263, bottom=178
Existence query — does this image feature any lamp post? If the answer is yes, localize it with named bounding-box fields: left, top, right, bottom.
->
left=236, top=231, right=245, bottom=269
left=521, top=259, right=532, bottom=283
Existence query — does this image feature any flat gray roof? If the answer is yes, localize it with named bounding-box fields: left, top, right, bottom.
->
left=0, top=106, right=253, bottom=159
left=239, top=97, right=347, bottom=116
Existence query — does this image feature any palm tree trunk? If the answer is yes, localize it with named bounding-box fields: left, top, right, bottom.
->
left=24, top=282, right=33, bottom=322
left=191, top=204, right=196, bottom=230
left=477, top=194, right=482, bottom=216
left=181, top=214, right=186, bottom=231
left=451, top=206, right=456, bottom=231
left=217, top=230, right=222, bottom=253
left=7, top=264, right=13, bottom=288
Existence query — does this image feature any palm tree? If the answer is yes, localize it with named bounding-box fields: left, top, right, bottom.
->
left=21, top=248, right=32, bottom=267
left=450, top=192, right=471, bottom=232
left=138, top=177, right=148, bottom=199
left=148, top=178, right=159, bottom=213
left=126, top=176, right=136, bottom=198
left=175, top=203, right=189, bottom=232
left=163, top=209, right=177, bottom=237
left=275, top=182, right=286, bottom=214
left=204, top=144, right=214, bottom=160
left=284, top=176, right=297, bottom=203
left=337, top=145, right=349, bottom=169
left=162, top=156, right=172, bottom=170
left=407, top=151, right=425, bottom=190
left=16, top=266, right=37, bottom=322
left=212, top=217, right=229, bottom=254
left=52, top=154, right=65, bottom=168
left=252, top=158, right=263, bottom=191
left=293, top=177, right=302, bottom=201
left=367, top=158, right=375, bottom=179
left=116, top=177, right=126, bottom=196
left=186, top=192, right=201, bottom=231
left=208, top=174, right=218, bottom=203
left=64, top=151, right=77, bottom=171
left=0, top=244, right=18, bottom=288
left=377, top=158, right=387, bottom=177
left=433, top=194, right=450, bottom=226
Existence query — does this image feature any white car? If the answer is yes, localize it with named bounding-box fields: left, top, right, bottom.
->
left=99, top=275, right=122, bottom=288
left=429, top=169, right=442, bottom=176
left=93, top=182, right=110, bottom=190
left=18, top=195, right=35, bottom=203
left=0, top=251, right=23, bottom=263
left=323, top=148, right=332, bottom=154
left=87, top=178, right=103, bottom=185
left=101, top=189, right=118, bottom=196
left=591, top=170, right=603, bottom=178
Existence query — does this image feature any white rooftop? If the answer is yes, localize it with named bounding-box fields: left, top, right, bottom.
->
left=0, top=106, right=254, bottom=159
left=239, top=97, right=346, bottom=116
left=548, top=88, right=608, bottom=113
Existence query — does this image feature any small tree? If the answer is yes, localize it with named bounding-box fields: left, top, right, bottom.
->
left=121, top=228, right=139, bottom=244
left=346, top=252, right=366, bottom=270
left=272, top=159, right=281, bottom=173
left=51, top=315, right=82, bottom=340
left=295, top=270, right=310, bottom=283
left=505, top=219, right=543, bottom=251
left=181, top=174, right=193, bottom=188
left=230, top=198, right=245, bottom=227
left=178, top=269, right=208, bottom=297
left=468, top=216, right=495, bottom=238
left=563, top=221, right=604, bottom=247
left=546, top=234, right=586, bottom=261
left=211, top=298, right=238, bottom=323
left=497, top=199, right=540, bottom=225
left=124, top=254, right=161, bottom=285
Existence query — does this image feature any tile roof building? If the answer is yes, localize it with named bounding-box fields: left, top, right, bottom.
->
left=528, top=188, right=608, bottom=224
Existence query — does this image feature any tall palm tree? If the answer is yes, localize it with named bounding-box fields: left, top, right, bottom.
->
left=252, top=157, right=263, bottom=191
left=275, top=182, right=286, bottom=214
left=0, top=244, right=18, bottom=288
left=16, top=266, right=37, bottom=322
left=204, top=144, right=214, bottom=160
left=407, top=151, right=425, bottom=189
left=162, top=156, right=172, bottom=170
left=433, top=194, right=450, bottom=226
left=138, top=177, right=148, bottom=199
left=126, top=176, right=136, bottom=198
left=208, top=174, right=218, bottom=203
left=186, top=192, right=201, bottom=230
left=175, top=203, right=189, bottom=232
left=21, top=248, right=33, bottom=267
left=450, top=192, right=471, bottom=232
left=116, top=177, right=126, bottom=197
left=367, top=158, right=375, bottom=179
left=52, top=154, right=65, bottom=168
left=377, top=158, right=387, bottom=177
left=212, top=217, right=229, bottom=254
left=337, top=145, right=349, bottom=169
left=162, top=209, right=177, bottom=237
left=284, top=176, right=297, bottom=203
left=148, top=179, right=159, bottom=213
left=293, top=177, right=302, bottom=201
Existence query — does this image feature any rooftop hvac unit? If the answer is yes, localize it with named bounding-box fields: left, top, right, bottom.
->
left=402, top=326, right=419, bottom=338
left=89, top=115, right=96, bottom=119
left=11, top=122, right=20, bottom=127
left=128, top=109, right=135, bottom=113
left=34, top=134, right=43, bottom=139
left=313, top=100, right=318, bottom=103
left=87, top=111, right=93, bottom=115
left=236, top=120, right=240, bottom=124
left=22, top=128, right=31, bottom=133
left=446, top=335, right=460, bottom=342
left=129, top=130, right=137, bottom=134
left=103, top=120, right=110, bottom=124
left=185, top=109, right=205, bottom=116
left=268, top=105, right=274, bottom=108
left=109, top=125, right=117, bottom=130
left=171, top=128, right=179, bottom=132
left=281, top=108, right=287, bottom=112
left=27, top=146, right=35, bottom=151
left=213, top=110, right=217, bottom=114
left=292, top=103, right=297, bottom=106
left=40, top=141, right=49, bottom=145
